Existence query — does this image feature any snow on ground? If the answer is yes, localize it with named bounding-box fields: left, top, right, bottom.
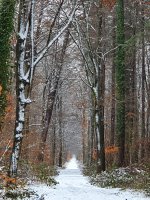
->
left=29, top=156, right=149, bottom=200
left=64, top=155, right=79, bottom=169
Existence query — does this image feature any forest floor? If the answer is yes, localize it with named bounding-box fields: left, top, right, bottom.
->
left=27, top=157, right=149, bottom=200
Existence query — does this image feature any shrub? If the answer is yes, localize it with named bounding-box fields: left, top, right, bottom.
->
left=4, top=189, right=39, bottom=200
left=31, top=163, right=58, bottom=186
left=90, top=165, right=150, bottom=196
left=83, top=162, right=97, bottom=177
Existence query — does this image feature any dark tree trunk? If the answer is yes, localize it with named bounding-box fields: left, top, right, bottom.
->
left=124, top=0, right=137, bottom=165
left=96, top=2, right=105, bottom=172
left=37, top=30, right=70, bottom=162
left=115, top=0, right=126, bottom=167
left=110, top=14, right=116, bottom=146
left=97, top=60, right=105, bottom=172
left=0, top=0, right=16, bottom=126
left=58, top=96, right=63, bottom=167
left=37, top=80, right=58, bottom=162
left=90, top=95, right=96, bottom=164
left=51, top=103, right=57, bottom=166
left=140, top=9, right=146, bottom=161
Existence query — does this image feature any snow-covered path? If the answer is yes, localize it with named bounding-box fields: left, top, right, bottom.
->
left=31, top=157, right=149, bottom=200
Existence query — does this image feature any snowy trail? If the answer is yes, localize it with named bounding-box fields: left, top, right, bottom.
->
left=30, top=157, right=149, bottom=200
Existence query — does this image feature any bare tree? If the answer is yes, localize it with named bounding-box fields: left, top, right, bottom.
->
left=9, top=0, right=78, bottom=178
left=70, top=0, right=106, bottom=172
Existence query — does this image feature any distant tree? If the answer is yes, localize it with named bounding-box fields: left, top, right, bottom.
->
left=71, top=0, right=106, bottom=172
left=37, top=30, right=70, bottom=162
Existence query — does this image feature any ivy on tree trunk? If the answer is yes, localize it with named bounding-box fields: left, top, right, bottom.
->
left=115, top=0, right=126, bottom=167
left=0, top=0, right=16, bottom=128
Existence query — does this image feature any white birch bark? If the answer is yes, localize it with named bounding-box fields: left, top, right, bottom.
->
left=9, top=0, right=78, bottom=177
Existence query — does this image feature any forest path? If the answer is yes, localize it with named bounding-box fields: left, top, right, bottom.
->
left=31, top=156, right=148, bottom=200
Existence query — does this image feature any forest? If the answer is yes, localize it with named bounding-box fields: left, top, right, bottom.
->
left=0, top=0, right=150, bottom=198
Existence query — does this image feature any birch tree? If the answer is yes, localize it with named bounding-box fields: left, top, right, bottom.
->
left=9, top=0, right=78, bottom=178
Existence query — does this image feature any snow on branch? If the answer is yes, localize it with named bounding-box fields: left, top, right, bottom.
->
left=29, top=0, right=35, bottom=84
left=33, top=1, right=79, bottom=67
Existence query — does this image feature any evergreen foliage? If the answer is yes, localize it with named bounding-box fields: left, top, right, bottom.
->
left=0, top=0, right=16, bottom=124
left=115, top=0, right=125, bottom=166
left=90, top=165, right=150, bottom=196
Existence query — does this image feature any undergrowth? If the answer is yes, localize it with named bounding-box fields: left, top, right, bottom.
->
left=31, top=162, right=58, bottom=186
left=84, top=163, right=150, bottom=196
left=2, top=189, right=39, bottom=200
left=0, top=161, right=59, bottom=199
left=18, top=160, right=58, bottom=186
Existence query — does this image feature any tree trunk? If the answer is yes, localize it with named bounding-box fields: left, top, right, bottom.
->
left=97, top=60, right=105, bottom=172
left=110, top=14, right=116, bottom=146
left=124, top=0, right=137, bottom=165
left=37, top=78, right=58, bottom=162
left=51, top=103, right=57, bottom=166
left=9, top=0, right=32, bottom=177
left=115, top=0, right=126, bottom=167
left=58, top=96, right=63, bottom=167
left=96, top=1, right=105, bottom=172
left=81, top=103, right=88, bottom=164
left=90, top=95, right=96, bottom=164
left=0, top=0, right=16, bottom=128
left=139, top=9, right=146, bottom=161
left=37, top=30, right=70, bottom=162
